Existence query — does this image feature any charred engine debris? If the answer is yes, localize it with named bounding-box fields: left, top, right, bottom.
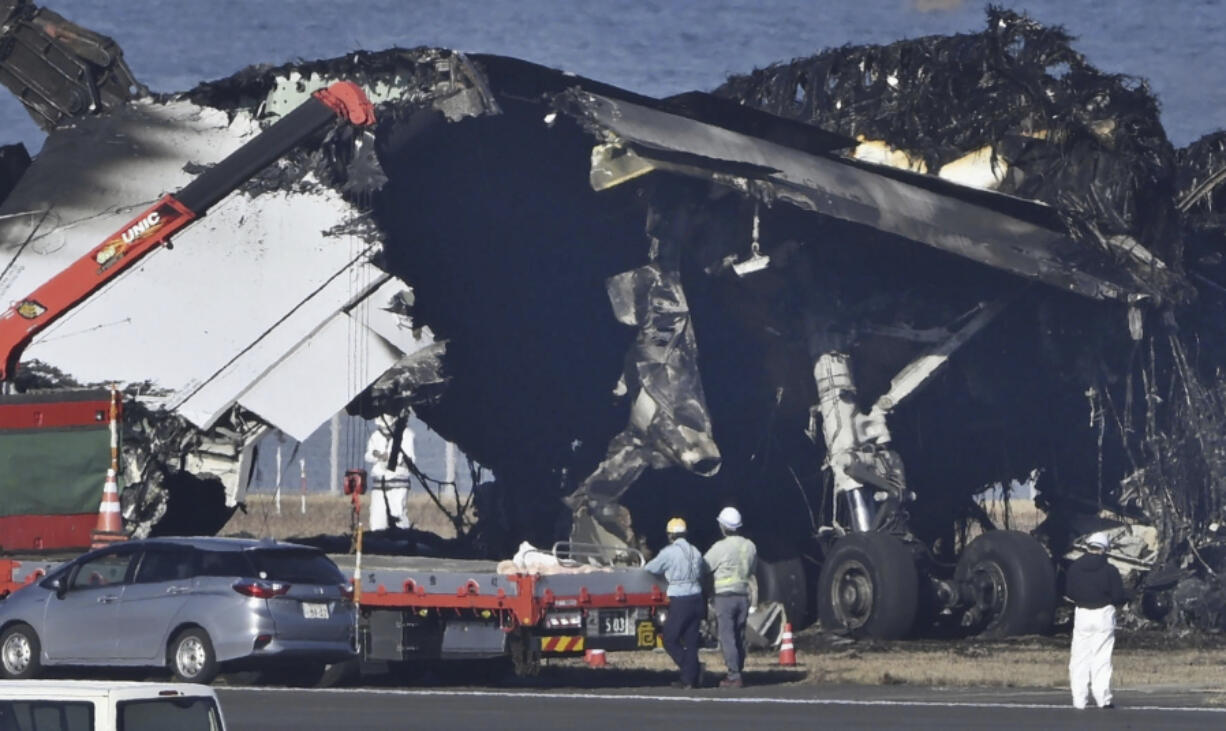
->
left=7, top=5, right=1226, bottom=635
left=0, top=0, right=144, bottom=130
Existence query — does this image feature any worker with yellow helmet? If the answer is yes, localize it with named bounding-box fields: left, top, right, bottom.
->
left=644, top=516, right=707, bottom=688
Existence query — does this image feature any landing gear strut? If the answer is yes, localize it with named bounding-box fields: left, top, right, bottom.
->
left=808, top=300, right=1057, bottom=640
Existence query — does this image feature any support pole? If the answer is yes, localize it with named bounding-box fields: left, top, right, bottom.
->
left=352, top=494, right=363, bottom=655
left=274, top=441, right=282, bottom=516
left=329, top=412, right=340, bottom=495
left=90, top=384, right=126, bottom=548
left=444, top=440, right=458, bottom=506
left=807, top=300, right=1010, bottom=535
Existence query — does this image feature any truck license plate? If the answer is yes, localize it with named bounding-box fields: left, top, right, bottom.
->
left=302, top=602, right=330, bottom=619
left=599, top=610, right=631, bottom=635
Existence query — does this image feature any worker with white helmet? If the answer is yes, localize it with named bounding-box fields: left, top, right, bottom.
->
left=703, top=506, right=757, bottom=688
left=1065, top=531, right=1127, bottom=709
left=644, top=516, right=707, bottom=688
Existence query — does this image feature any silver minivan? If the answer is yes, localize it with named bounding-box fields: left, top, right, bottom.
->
left=0, top=537, right=355, bottom=684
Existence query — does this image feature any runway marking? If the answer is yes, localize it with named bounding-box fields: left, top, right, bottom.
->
left=222, top=686, right=1226, bottom=713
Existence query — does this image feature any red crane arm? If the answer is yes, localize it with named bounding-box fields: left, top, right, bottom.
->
left=0, top=81, right=376, bottom=381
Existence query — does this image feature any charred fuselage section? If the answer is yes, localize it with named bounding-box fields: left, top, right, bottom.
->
left=710, top=7, right=1226, bottom=629
left=6, top=4, right=1226, bottom=633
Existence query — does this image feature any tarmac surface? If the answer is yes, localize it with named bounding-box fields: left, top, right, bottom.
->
left=217, top=682, right=1226, bottom=730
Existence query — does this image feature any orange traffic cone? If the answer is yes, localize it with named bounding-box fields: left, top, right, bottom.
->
left=90, top=386, right=126, bottom=550
left=778, top=622, right=796, bottom=666
left=89, top=467, right=126, bottom=549
left=584, top=648, right=607, bottom=668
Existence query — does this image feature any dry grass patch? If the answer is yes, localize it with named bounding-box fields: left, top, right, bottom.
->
left=808, top=644, right=1226, bottom=690
left=603, top=638, right=1226, bottom=693
left=808, top=645, right=1066, bottom=687
left=847, top=644, right=1225, bottom=689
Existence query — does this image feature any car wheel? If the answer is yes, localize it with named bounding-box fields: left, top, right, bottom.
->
left=0, top=623, right=42, bottom=680
left=169, top=628, right=219, bottom=684
left=818, top=533, right=919, bottom=639
left=955, top=530, right=1057, bottom=637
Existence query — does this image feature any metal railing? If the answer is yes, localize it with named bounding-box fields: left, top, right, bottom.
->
left=551, top=541, right=645, bottom=568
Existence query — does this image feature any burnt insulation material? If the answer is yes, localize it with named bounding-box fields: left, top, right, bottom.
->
left=1175, top=131, right=1226, bottom=361
left=183, top=49, right=469, bottom=210
left=714, top=6, right=1182, bottom=267
left=185, top=47, right=465, bottom=114
left=1177, top=131, right=1226, bottom=221
left=1175, top=131, right=1226, bottom=277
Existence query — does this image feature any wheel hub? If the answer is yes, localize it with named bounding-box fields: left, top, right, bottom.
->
left=176, top=637, right=206, bottom=678
left=832, top=559, right=874, bottom=629
left=969, top=561, right=1009, bottom=619
left=2, top=633, right=31, bottom=675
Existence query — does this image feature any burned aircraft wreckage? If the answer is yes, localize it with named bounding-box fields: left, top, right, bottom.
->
left=3, top=2, right=1226, bottom=634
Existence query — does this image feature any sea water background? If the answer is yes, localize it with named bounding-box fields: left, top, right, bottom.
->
left=2, top=0, right=1223, bottom=493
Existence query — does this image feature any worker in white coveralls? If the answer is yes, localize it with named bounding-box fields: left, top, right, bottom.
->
left=364, top=420, right=413, bottom=531
left=703, top=507, right=757, bottom=688
left=1066, top=531, right=1127, bottom=709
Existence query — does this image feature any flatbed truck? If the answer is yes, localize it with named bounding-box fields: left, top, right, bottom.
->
left=1, top=550, right=669, bottom=679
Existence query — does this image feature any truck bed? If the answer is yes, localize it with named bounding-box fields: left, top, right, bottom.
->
left=1, top=557, right=61, bottom=591
left=336, top=552, right=670, bottom=661
left=331, top=553, right=667, bottom=602
left=3, top=553, right=670, bottom=611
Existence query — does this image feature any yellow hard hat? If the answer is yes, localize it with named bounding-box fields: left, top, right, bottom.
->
left=666, top=517, right=687, bottom=535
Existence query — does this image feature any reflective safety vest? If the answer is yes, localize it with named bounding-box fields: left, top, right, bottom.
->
left=704, top=535, right=757, bottom=595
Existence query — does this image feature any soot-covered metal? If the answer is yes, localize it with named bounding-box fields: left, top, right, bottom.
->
left=5, top=5, right=1226, bottom=632
left=704, top=6, right=1226, bottom=628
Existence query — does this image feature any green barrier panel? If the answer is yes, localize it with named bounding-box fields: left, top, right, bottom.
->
left=0, top=427, right=113, bottom=518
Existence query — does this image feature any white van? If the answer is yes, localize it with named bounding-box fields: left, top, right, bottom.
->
left=0, top=681, right=225, bottom=731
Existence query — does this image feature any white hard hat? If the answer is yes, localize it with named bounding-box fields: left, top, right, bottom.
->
left=717, top=506, right=743, bottom=530
left=1087, top=532, right=1110, bottom=550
